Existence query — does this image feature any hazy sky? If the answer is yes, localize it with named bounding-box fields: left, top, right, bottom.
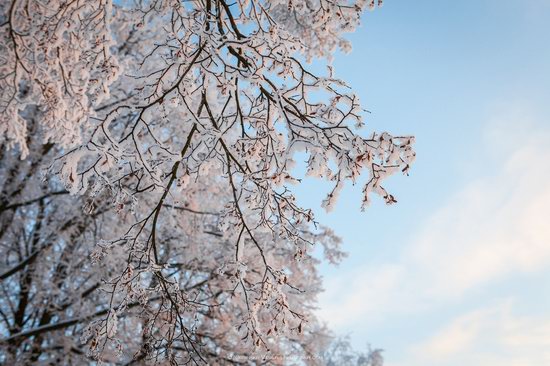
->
left=294, top=1, right=550, bottom=365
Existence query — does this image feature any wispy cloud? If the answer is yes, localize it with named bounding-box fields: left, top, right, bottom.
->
left=409, top=111, right=550, bottom=297
left=410, top=300, right=550, bottom=366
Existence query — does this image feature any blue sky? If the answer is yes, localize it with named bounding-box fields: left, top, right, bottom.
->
left=294, top=1, right=550, bottom=365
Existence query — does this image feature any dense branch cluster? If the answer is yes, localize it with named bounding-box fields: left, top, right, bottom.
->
left=0, top=0, right=412, bottom=364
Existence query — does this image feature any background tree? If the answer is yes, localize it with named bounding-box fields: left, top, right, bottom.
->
left=323, top=337, right=383, bottom=366
left=0, top=0, right=414, bottom=364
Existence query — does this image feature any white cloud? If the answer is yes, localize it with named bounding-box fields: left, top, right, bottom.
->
left=409, top=301, right=550, bottom=366
left=317, top=264, right=404, bottom=326
left=410, top=119, right=550, bottom=297
left=411, top=306, right=495, bottom=359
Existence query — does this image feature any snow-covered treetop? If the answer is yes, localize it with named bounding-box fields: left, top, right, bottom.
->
left=0, top=0, right=412, bottom=363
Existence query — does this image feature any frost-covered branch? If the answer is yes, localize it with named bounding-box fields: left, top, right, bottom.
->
left=0, top=0, right=411, bottom=364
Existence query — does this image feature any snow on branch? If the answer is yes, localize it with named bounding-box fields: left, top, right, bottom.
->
left=0, top=0, right=411, bottom=363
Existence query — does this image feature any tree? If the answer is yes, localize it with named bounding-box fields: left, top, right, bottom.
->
left=0, top=0, right=415, bottom=364
left=322, top=337, right=383, bottom=366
